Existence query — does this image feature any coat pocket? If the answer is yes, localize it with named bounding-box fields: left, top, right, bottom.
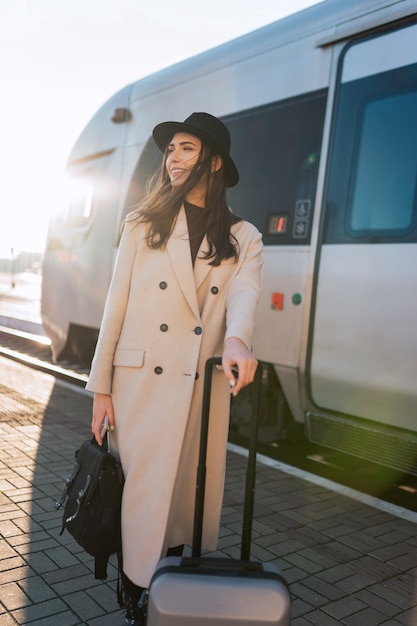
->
left=113, top=349, right=145, bottom=367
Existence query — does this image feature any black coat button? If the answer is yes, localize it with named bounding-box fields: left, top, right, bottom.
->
left=154, top=366, right=163, bottom=375
left=194, top=326, right=202, bottom=335
left=211, top=286, right=219, bottom=294
left=160, top=324, right=168, bottom=332
left=159, top=281, right=167, bottom=289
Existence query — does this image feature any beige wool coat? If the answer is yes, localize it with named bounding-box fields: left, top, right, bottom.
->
left=86, top=206, right=263, bottom=587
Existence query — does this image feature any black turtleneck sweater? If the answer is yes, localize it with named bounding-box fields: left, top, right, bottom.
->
left=184, top=201, right=210, bottom=266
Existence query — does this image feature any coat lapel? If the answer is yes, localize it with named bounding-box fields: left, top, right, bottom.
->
left=166, top=206, right=201, bottom=319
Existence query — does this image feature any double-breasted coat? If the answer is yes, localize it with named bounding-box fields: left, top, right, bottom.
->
left=86, top=206, right=263, bottom=587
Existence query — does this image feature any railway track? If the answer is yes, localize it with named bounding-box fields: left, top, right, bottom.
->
left=0, top=324, right=88, bottom=387
left=1, top=322, right=417, bottom=513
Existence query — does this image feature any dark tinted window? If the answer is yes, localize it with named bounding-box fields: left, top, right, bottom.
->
left=226, top=90, right=326, bottom=245
left=348, top=90, right=417, bottom=234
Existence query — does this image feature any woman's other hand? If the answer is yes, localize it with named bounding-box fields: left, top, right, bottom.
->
left=222, top=337, right=258, bottom=396
left=92, top=393, right=115, bottom=445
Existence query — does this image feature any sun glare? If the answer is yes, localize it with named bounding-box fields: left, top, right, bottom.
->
left=0, top=0, right=323, bottom=259
left=0, top=154, right=64, bottom=256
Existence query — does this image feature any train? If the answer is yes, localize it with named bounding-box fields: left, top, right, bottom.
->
left=41, top=0, right=417, bottom=475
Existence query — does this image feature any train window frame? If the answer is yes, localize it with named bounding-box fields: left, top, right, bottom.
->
left=322, top=26, right=417, bottom=245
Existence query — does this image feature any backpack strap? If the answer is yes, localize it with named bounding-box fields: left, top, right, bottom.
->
left=116, top=550, right=124, bottom=607
left=94, top=550, right=125, bottom=608
left=94, top=554, right=110, bottom=580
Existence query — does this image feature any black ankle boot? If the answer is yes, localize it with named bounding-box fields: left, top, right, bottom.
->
left=122, top=571, right=147, bottom=626
left=125, top=590, right=147, bottom=626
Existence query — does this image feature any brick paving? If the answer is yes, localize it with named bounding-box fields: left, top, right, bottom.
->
left=1, top=356, right=417, bottom=625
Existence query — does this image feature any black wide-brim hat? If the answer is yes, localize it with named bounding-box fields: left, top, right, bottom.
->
left=153, top=112, right=239, bottom=187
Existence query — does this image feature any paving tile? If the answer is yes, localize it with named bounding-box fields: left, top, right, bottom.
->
left=87, top=581, right=123, bottom=613
left=89, top=611, right=124, bottom=625
left=0, top=555, right=26, bottom=571
left=0, top=581, right=32, bottom=611
left=342, top=606, right=389, bottom=625
left=52, top=573, right=103, bottom=596
left=290, top=581, right=330, bottom=608
left=321, top=595, right=368, bottom=620
left=0, top=519, right=23, bottom=539
left=285, top=552, right=325, bottom=575
left=279, top=564, right=309, bottom=584
left=337, top=531, right=386, bottom=553
left=61, top=590, right=105, bottom=622
left=0, top=611, right=19, bottom=626
left=8, top=530, right=51, bottom=551
left=355, top=588, right=401, bottom=619
left=300, top=574, right=346, bottom=602
left=290, top=597, right=315, bottom=618
left=394, top=606, right=417, bottom=624
left=0, top=540, right=19, bottom=561
left=23, top=550, right=61, bottom=575
left=291, top=618, right=317, bottom=626
left=42, top=563, right=93, bottom=585
left=297, top=609, right=343, bottom=625
left=385, top=571, right=417, bottom=604
left=371, top=542, right=416, bottom=564
left=0, top=565, right=36, bottom=585
left=19, top=574, right=57, bottom=604
left=294, top=546, right=342, bottom=570
left=337, top=572, right=381, bottom=594
left=368, top=581, right=417, bottom=608
left=43, top=545, right=81, bottom=568
left=11, top=598, right=76, bottom=624
left=315, top=540, right=362, bottom=564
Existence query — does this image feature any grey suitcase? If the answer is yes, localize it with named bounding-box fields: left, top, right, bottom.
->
left=147, top=357, right=291, bottom=625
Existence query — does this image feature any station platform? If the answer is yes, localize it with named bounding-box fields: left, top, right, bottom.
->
left=0, top=272, right=43, bottom=335
left=0, top=356, right=416, bottom=625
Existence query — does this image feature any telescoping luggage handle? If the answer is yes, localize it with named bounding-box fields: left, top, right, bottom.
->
left=192, top=356, right=263, bottom=561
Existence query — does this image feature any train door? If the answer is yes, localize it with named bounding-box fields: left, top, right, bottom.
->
left=307, top=23, right=417, bottom=469
left=224, top=93, right=327, bottom=439
left=226, top=93, right=326, bottom=371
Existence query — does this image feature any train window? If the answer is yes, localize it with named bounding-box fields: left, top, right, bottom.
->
left=323, top=24, right=417, bottom=244
left=58, top=171, right=94, bottom=226
left=122, top=139, right=162, bottom=221
left=347, top=90, right=417, bottom=235
left=224, top=91, right=327, bottom=245
left=68, top=176, right=93, bottom=222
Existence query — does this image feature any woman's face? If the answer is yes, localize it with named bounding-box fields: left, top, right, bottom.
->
left=166, top=132, right=202, bottom=188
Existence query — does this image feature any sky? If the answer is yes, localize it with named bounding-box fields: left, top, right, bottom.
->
left=0, top=0, right=323, bottom=258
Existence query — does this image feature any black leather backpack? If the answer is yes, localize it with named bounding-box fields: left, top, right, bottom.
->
left=55, top=435, right=124, bottom=580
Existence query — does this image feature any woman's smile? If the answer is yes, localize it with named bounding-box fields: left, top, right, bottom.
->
left=166, top=132, right=202, bottom=187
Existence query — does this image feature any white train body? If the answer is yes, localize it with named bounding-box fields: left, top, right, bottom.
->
left=41, top=0, right=417, bottom=473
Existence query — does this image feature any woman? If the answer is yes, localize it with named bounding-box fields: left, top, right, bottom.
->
left=87, top=112, right=263, bottom=625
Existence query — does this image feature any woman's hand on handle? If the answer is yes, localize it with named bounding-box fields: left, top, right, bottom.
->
left=222, top=337, right=258, bottom=396
left=92, top=393, right=115, bottom=445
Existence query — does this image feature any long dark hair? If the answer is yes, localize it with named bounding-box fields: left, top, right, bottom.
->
left=127, top=141, right=242, bottom=265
